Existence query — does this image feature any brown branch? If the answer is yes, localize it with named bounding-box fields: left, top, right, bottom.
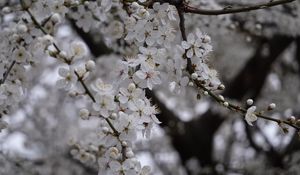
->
left=177, top=7, right=186, bottom=40
left=183, top=0, right=296, bottom=15
left=74, top=71, right=96, bottom=103
left=195, top=81, right=300, bottom=131
left=0, top=60, right=16, bottom=85
left=176, top=7, right=193, bottom=74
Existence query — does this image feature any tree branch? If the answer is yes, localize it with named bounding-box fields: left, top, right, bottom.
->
left=176, top=2, right=300, bottom=131
left=183, top=0, right=296, bottom=15
left=0, top=60, right=16, bottom=85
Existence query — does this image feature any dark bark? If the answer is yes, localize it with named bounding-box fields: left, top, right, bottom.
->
left=69, top=19, right=112, bottom=56
left=225, top=36, right=293, bottom=100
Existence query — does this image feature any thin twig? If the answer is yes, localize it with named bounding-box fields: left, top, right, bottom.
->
left=177, top=7, right=186, bottom=40
left=176, top=7, right=193, bottom=74
left=195, top=81, right=300, bottom=131
left=74, top=71, right=96, bottom=102
left=0, top=61, right=16, bottom=85
left=183, top=0, right=296, bottom=15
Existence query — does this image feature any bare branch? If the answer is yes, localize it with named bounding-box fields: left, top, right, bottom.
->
left=194, top=81, right=300, bottom=131
left=183, top=0, right=296, bottom=15
left=0, top=61, right=16, bottom=85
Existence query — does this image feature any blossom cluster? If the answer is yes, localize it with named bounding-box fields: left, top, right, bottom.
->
left=0, top=0, right=260, bottom=174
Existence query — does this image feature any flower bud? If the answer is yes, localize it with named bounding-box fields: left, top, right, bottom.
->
left=68, top=91, right=77, bottom=97
left=191, top=73, right=198, bottom=80
left=2, top=7, right=11, bottom=14
left=126, top=150, right=134, bottom=158
left=288, top=116, right=296, bottom=124
left=202, top=35, right=211, bottom=43
left=218, top=95, right=224, bottom=101
left=223, top=102, right=229, bottom=107
left=110, top=113, right=117, bottom=120
left=21, top=0, right=32, bottom=9
left=79, top=108, right=90, bottom=120
left=246, top=99, right=254, bottom=106
left=122, top=141, right=128, bottom=147
left=51, top=13, right=61, bottom=23
left=102, top=127, right=109, bottom=134
left=128, top=83, right=136, bottom=91
left=85, top=60, right=96, bottom=71
left=218, top=84, right=225, bottom=90
left=268, top=103, right=276, bottom=110
left=17, top=24, right=27, bottom=33
left=109, top=147, right=119, bottom=159
left=188, top=82, right=194, bottom=87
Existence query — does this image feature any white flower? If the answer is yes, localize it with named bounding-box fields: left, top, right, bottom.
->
left=105, top=20, right=124, bottom=39
left=51, top=13, right=61, bottom=23
left=153, top=3, right=176, bottom=24
left=128, top=99, right=151, bottom=122
left=114, top=61, right=129, bottom=81
left=140, top=166, right=151, bottom=175
left=50, top=0, right=68, bottom=17
left=145, top=29, right=160, bottom=46
left=75, top=65, right=89, bottom=80
left=56, top=67, right=77, bottom=90
left=70, top=41, right=86, bottom=58
left=92, top=79, right=113, bottom=95
left=124, top=56, right=140, bottom=68
left=108, top=159, right=136, bottom=175
left=134, top=66, right=161, bottom=90
left=138, top=46, right=158, bottom=69
left=181, top=30, right=212, bottom=59
left=247, top=99, right=254, bottom=106
left=13, top=47, right=30, bottom=63
left=157, top=24, right=176, bottom=48
left=31, top=0, right=52, bottom=19
left=119, top=86, right=143, bottom=106
left=116, top=112, right=138, bottom=141
left=245, top=106, right=258, bottom=126
left=100, top=0, right=112, bottom=12
left=73, top=5, right=93, bottom=32
left=85, top=60, right=96, bottom=71
left=79, top=108, right=90, bottom=120
left=93, top=94, right=116, bottom=118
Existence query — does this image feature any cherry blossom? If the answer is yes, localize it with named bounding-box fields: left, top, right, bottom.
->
left=0, top=0, right=299, bottom=174
left=93, top=94, right=116, bottom=118
left=134, top=66, right=161, bottom=90
left=181, top=29, right=213, bottom=59
left=245, top=106, right=258, bottom=126
left=56, top=67, right=77, bottom=90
